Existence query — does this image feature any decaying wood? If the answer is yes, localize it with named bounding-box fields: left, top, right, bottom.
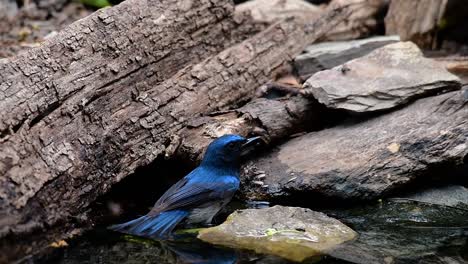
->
left=235, top=0, right=388, bottom=42
left=385, top=0, right=448, bottom=48
left=0, top=0, right=238, bottom=138
left=0, top=1, right=355, bottom=261
left=240, top=89, right=468, bottom=202
left=1, top=0, right=241, bottom=260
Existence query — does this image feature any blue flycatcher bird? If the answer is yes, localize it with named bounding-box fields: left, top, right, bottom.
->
left=109, top=134, right=260, bottom=239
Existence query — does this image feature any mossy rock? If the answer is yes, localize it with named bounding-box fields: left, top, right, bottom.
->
left=198, top=205, right=357, bottom=262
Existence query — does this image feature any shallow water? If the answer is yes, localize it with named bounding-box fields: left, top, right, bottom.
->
left=37, top=199, right=468, bottom=264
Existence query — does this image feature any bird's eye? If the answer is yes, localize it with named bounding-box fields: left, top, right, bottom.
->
left=227, top=142, right=236, bottom=149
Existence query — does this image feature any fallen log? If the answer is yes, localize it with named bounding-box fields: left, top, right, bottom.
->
left=237, top=0, right=388, bottom=42
left=0, top=1, right=354, bottom=262
left=0, top=0, right=238, bottom=138
left=240, top=89, right=468, bottom=201
left=0, top=0, right=240, bottom=235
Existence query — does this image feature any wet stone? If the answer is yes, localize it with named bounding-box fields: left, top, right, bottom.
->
left=198, top=205, right=357, bottom=262
left=399, top=185, right=468, bottom=209
left=325, top=199, right=468, bottom=263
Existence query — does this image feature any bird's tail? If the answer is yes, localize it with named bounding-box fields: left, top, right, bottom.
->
left=108, top=210, right=188, bottom=239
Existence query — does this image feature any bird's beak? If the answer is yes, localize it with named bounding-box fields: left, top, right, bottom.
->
left=241, top=136, right=262, bottom=156
left=242, top=136, right=261, bottom=148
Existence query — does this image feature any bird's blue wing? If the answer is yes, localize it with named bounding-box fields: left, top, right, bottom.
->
left=149, top=169, right=239, bottom=215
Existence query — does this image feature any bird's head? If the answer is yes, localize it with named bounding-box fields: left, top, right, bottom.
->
left=201, top=134, right=260, bottom=168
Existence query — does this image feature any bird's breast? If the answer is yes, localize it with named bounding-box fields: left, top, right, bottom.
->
left=186, top=199, right=230, bottom=225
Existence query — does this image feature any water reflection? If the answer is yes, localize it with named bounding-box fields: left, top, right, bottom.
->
left=163, top=240, right=237, bottom=264
left=38, top=229, right=238, bottom=264
left=325, top=199, right=468, bottom=264
left=38, top=199, right=468, bottom=264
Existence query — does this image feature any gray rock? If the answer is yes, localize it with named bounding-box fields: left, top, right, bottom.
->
left=398, top=185, right=468, bottom=208
left=294, top=35, right=400, bottom=80
left=240, top=89, right=468, bottom=201
left=198, top=205, right=357, bottom=262
left=303, top=42, right=461, bottom=112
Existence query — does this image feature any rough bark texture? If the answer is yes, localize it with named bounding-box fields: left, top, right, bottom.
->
left=236, top=0, right=388, bottom=42
left=0, top=0, right=237, bottom=138
left=0, top=1, right=354, bottom=261
left=0, top=0, right=238, bottom=233
left=240, top=89, right=468, bottom=201
left=385, top=0, right=448, bottom=48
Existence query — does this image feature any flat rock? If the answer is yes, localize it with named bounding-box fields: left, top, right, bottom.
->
left=303, top=41, right=461, bottom=112
left=399, top=185, right=468, bottom=209
left=294, top=36, right=400, bottom=80
left=198, top=205, right=357, bottom=262
left=240, top=89, right=468, bottom=201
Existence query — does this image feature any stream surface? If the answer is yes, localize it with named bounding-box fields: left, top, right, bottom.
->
left=37, top=199, right=468, bottom=264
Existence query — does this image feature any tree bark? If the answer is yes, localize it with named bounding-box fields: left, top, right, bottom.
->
left=0, top=0, right=354, bottom=261
left=236, top=0, right=388, bottom=42
left=0, top=0, right=237, bottom=138
left=0, top=0, right=239, bottom=235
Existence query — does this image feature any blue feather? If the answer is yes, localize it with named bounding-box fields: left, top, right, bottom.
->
left=109, top=210, right=188, bottom=239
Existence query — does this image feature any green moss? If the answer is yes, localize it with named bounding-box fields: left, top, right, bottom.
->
left=174, top=227, right=206, bottom=235
left=438, top=18, right=448, bottom=30
left=80, top=0, right=111, bottom=8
